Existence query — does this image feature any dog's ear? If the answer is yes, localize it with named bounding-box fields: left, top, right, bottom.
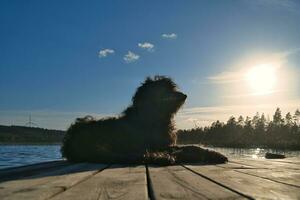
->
left=131, top=78, right=152, bottom=106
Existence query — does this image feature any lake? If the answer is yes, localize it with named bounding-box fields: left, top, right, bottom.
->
left=205, top=146, right=300, bottom=159
left=0, top=145, right=61, bottom=169
left=1, top=145, right=300, bottom=169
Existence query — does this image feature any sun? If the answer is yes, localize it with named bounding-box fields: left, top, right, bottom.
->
left=245, top=63, right=277, bottom=95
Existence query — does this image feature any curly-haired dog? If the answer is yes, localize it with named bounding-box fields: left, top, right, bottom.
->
left=61, top=76, right=187, bottom=162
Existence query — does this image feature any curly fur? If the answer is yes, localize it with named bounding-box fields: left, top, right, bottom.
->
left=61, top=76, right=187, bottom=162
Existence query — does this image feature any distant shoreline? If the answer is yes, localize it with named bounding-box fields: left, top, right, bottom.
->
left=177, top=143, right=300, bottom=151
left=0, top=125, right=65, bottom=144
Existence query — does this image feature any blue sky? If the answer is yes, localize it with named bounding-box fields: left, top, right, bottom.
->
left=1, top=0, right=300, bottom=129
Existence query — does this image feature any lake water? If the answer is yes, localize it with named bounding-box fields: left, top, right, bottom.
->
left=0, top=145, right=61, bottom=169
left=0, top=145, right=300, bottom=169
left=205, top=146, right=300, bottom=159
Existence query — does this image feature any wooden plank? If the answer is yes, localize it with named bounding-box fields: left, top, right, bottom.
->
left=235, top=168, right=300, bottom=188
left=265, top=158, right=300, bottom=165
left=0, top=163, right=106, bottom=200
left=230, top=159, right=279, bottom=169
left=51, top=165, right=147, bottom=200
left=0, top=163, right=89, bottom=198
left=185, top=164, right=300, bottom=199
left=147, top=165, right=245, bottom=199
left=231, top=158, right=300, bottom=170
left=216, top=162, right=258, bottom=169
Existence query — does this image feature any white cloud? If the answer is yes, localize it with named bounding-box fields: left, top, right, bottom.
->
left=161, top=33, right=177, bottom=39
left=208, top=71, right=244, bottom=84
left=138, top=42, right=154, bottom=52
left=98, top=49, right=115, bottom=58
left=123, top=51, right=140, bottom=63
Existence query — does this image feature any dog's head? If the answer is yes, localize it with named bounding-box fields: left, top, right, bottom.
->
left=123, top=76, right=187, bottom=120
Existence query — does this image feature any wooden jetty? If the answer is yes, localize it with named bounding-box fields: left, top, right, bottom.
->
left=0, top=158, right=299, bottom=199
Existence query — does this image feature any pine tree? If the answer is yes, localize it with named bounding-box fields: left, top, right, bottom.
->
left=237, top=115, right=244, bottom=127
left=244, top=116, right=252, bottom=132
left=273, top=108, right=284, bottom=126
left=285, top=112, right=293, bottom=126
left=252, top=112, right=260, bottom=128
left=258, top=113, right=266, bottom=130
left=293, top=109, right=300, bottom=125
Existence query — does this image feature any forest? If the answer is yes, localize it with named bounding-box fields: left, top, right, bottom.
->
left=177, top=108, right=300, bottom=150
left=0, top=125, right=65, bottom=144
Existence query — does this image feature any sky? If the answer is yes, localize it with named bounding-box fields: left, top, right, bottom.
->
left=0, top=0, right=300, bottom=130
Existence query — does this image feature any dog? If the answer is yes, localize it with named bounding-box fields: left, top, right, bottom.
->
left=61, top=75, right=187, bottom=162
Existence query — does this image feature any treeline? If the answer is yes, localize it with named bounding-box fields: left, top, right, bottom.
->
left=177, top=108, right=300, bottom=150
left=0, top=125, right=65, bottom=144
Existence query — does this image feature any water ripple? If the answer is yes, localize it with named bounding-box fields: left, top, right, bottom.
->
left=0, top=145, right=61, bottom=169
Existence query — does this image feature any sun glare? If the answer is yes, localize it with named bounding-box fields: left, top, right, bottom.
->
left=245, top=63, right=277, bottom=95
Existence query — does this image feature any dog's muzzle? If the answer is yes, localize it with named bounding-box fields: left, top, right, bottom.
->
left=177, top=92, right=187, bottom=101
left=162, top=92, right=187, bottom=102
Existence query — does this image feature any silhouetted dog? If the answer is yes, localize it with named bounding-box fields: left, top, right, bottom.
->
left=61, top=76, right=187, bottom=162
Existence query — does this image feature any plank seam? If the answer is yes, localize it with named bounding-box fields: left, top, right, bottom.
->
left=145, top=164, right=156, bottom=200
left=228, top=161, right=269, bottom=169
left=182, top=165, right=255, bottom=200
left=229, top=160, right=300, bottom=170
left=269, top=160, right=300, bottom=165
left=233, top=169, right=300, bottom=189
left=47, top=164, right=110, bottom=200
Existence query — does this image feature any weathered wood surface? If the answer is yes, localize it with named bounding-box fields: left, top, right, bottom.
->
left=231, top=158, right=300, bottom=170
left=0, top=163, right=107, bottom=200
left=185, top=164, right=300, bottom=199
left=147, top=165, right=245, bottom=199
left=0, top=158, right=299, bottom=200
left=51, top=165, right=147, bottom=200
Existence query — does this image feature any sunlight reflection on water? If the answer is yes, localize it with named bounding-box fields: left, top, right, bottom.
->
left=251, top=148, right=261, bottom=159
left=204, top=146, right=300, bottom=159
